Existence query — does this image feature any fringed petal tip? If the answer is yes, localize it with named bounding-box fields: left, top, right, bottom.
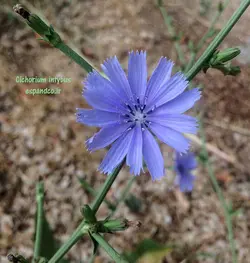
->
left=128, top=50, right=147, bottom=56
left=151, top=175, right=165, bottom=181
left=85, top=137, right=95, bottom=152
left=101, top=56, right=117, bottom=68
left=159, top=56, right=175, bottom=68
left=97, top=165, right=108, bottom=175
left=193, top=88, right=202, bottom=101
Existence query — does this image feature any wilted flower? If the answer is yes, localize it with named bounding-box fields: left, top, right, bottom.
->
left=76, top=51, right=201, bottom=180
left=174, top=152, right=197, bottom=192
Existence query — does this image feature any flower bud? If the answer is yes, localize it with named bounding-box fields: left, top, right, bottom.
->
left=213, top=48, right=240, bottom=65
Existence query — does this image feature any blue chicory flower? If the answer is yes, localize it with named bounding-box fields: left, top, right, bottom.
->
left=174, top=152, right=197, bottom=192
left=76, top=51, right=201, bottom=180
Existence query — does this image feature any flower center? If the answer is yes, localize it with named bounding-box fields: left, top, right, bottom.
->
left=124, top=98, right=152, bottom=126
left=133, top=111, right=145, bottom=123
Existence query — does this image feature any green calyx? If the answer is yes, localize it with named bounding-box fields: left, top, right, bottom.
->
left=97, top=218, right=130, bottom=233
left=81, top=204, right=133, bottom=234
left=13, top=4, right=61, bottom=47
left=203, top=47, right=241, bottom=76
left=212, top=47, right=241, bottom=64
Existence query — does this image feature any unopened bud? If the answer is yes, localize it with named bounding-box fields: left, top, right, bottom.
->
left=98, top=219, right=141, bottom=233
left=212, top=48, right=240, bottom=65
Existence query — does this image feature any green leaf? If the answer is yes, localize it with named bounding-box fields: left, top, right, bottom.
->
left=123, top=239, right=173, bottom=263
left=89, top=233, right=99, bottom=255
left=34, top=204, right=69, bottom=263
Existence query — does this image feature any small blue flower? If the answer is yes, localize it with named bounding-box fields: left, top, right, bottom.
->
left=174, top=152, right=197, bottom=192
left=76, top=51, right=201, bottom=180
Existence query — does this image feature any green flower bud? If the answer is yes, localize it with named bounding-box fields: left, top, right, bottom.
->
left=213, top=47, right=240, bottom=65
left=13, top=4, right=61, bottom=47
left=98, top=219, right=141, bottom=233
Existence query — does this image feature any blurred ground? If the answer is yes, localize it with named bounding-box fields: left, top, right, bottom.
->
left=0, top=0, right=250, bottom=262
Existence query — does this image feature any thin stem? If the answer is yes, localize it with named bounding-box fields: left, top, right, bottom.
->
left=33, top=182, right=45, bottom=263
left=13, top=5, right=96, bottom=74
left=186, top=0, right=250, bottom=81
left=199, top=121, right=237, bottom=263
left=91, top=160, right=125, bottom=214
left=186, top=0, right=231, bottom=71
left=56, top=42, right=94, bottom=73
left=48, top=161, right=125, bottom=263
left=88, top=168, right=134, bottom=263
left=184, top=51, right=196, bottom=72
left=48, top=225, right=88, bottom=263
left=91, top=233, right=128, bottom=263
left=78, top=177, right=116, bottom=211
left=157, top=1, right=186, bottom=65
left=196, top=0, right=231, bottom=52
left=110, top=176, right=136, bottom=217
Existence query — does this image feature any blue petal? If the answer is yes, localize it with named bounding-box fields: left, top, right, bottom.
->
left=149, top=123, right=190, bottom=153
left=86, top=123, right=131, bottom=152
left=84, top=71, right=127, bottom=113
left=76, top=108, right=124, bottom=127
left=151, top=88, right=201, bottom=114
left=142, top=129, right=164, bottom=180
left=146, top=72, right=188, bottom=110
left=126, top=124, right=143, bottom=175
left=179, top=152, right=197, bottom=170
left=128, top=51, right=147, bottom=102
left=99, top=129, right=134, bottom=174
left=148, top=114, right=198, bottom=134
left=101, top=56, right=133, bottom=102
left=175, top=171, right=195, bottom=192
left=146, top=57, right=174, bottom=104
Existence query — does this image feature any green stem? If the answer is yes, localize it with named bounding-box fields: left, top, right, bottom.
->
left=91, top=160, right=125, bottom=214
left=184, top=51, right=196, bottom=72
left=186, top=0, right=230, bottom=71
left=196, top=0, right=231, bottom=52
left=33, top=182, right=45, bottom=263
left=157, top=1, right=186, bottom=65
left=48, top=161, right=125, bottom=263
left=91, top=233, right=128, bottom=263
left=56, top=42, right=94, bottom=73
left=199, top=121, right=237, bottom=263
left=110, top=176, right=136, bottom=217
left=78, top=177, right=116, bottom=211
left=48, top=225, right=88, bottom=263
left=186, top=0, right=250, bottom=81
left=13, top=5, right=96, bottom=74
